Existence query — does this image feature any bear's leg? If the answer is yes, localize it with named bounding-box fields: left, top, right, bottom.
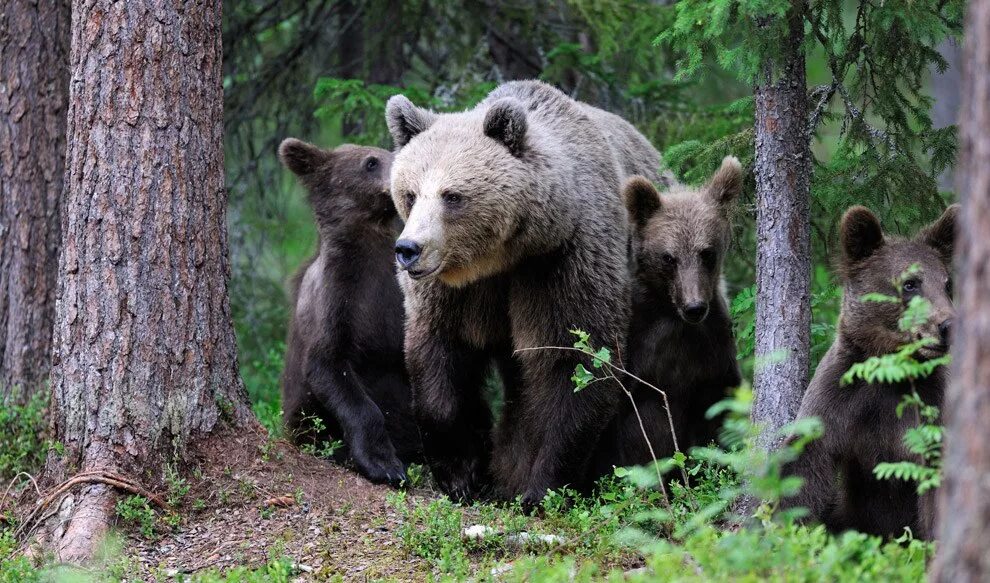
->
left=406, top=333, right=493, bottom=500
left=504, top=252, right=631, bottom=506
left=305, top=344, right=407, bottom=486
left=490, top=354, right=532, bottom=491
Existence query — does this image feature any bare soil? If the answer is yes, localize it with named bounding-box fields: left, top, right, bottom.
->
left=125, top=426, right=430, bottom=581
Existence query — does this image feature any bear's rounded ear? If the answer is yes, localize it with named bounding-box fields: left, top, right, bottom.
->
left=386, top=95, right=437, bottom=149
left=706, top=156, right=743, bottom=207
left=279, top=138, right=329, bottom=177
left=840, top=206, right=885, bottom=268
left=623, top=176, right=661, bottom=229
left=916, top=203, right=959, bottom=264
left=483, top=98, right=527, bottom=157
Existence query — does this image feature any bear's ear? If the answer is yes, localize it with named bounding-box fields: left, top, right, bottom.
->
left=386, top=95, right=437, bottom=148
left=279, top=138, right=329, bottom=177
left=916, top=203, right=959, bottom=264
left=623, top=176, right=661, bottom=229
left=483, top=98, right=528, bottom=157
left=705, top=156, right=743, bottom=207
left=840, top=206, right=885, bottom=267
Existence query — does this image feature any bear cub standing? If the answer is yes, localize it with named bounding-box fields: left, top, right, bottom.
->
left=781, top=204, right=958, bottom=539
left=279, top=138, right=420, bottom=485
left=596, top=157, right=743, bottom=472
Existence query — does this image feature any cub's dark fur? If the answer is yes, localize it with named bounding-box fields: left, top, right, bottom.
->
left=279, top=138, right=420, bottom=485
left=780, top=204, right=958, bottom=539
left=595, top=157, right=743, bottom=474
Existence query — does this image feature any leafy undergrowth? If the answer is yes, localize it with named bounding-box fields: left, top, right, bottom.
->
left=0, top=391, right=933, bottom=582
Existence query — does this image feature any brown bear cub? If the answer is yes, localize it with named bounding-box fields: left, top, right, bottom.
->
left=594, top=157, right=743, bottom=474
left=781, top=204, right=958, bottom=540
left=279, top=138, right=420, bottom=486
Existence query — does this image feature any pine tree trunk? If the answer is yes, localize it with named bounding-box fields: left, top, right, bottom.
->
left=0, top=0, right=70, bottom=400
left=750, top=5, right=812, bottom=451
left=931, top=0, right=990, bottom=579
left=43, top=0, right=252, bottom=563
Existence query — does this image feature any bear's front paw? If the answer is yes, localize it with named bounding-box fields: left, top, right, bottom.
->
left=430, top=458, right=487, bottom=502
left=351, top=440, right=408, bottom=487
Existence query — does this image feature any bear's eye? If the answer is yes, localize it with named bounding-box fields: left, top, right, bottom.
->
left=364, top=157, right=379, bottom=172
left=404, top=191, right=416, bottom=209
left=442, top=191, right=463, bottom=206
left=699, top=247, right=717, bottom=269
left=902, top=278, right=920, bottom=295
left=661, top=253, right=677, bottom=268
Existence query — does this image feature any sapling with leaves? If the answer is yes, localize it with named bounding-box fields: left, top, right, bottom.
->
left=779, top=205, right=957, bottom=540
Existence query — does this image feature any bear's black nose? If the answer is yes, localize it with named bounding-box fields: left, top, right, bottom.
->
left=939, top=318, right=953, bottom=348
left=395, top=239, right=422, bottom=269
left=683, top=302, right=709, bottom=324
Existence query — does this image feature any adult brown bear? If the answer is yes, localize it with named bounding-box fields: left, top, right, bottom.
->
left=279, top=138, right=420, bottom=486
left=384, top=80, right=663, bottom=504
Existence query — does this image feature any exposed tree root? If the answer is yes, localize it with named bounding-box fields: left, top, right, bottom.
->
left=15, top=469, right=167, bottom=563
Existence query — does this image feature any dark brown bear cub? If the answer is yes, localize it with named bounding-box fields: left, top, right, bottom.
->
left=781, top=204, right=958, bottom=540
left=279, top=138, right=420, bottom=485
left=595, top=157, right=743, bottom=474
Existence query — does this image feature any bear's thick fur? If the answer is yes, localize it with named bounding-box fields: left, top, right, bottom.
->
left=279, top=138, right=420, bottom=486
left=780, top=204, right=958, bottom=539
left=594, top=158, right=743, bottom=473
left=384, top=80, right=662, bottom=503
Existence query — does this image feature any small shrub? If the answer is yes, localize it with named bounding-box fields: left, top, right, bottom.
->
left=115, top=495, right=157, bottom=539
left=0, top=391, right=49, bottom=480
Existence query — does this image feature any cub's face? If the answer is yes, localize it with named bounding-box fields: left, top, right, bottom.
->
left=623, top=157, right=742, bottom=324
left=838, top=205, right=958, bottom=359
left=386, top=95, right=533, bottom=287
left=278, top=139, right=395, bottom=227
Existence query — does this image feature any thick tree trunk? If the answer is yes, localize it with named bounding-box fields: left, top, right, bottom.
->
left=750, top=5, right=812, bottom=451
left=42, top=0, right=252, bottom=564
left=931, top=0, right=990, bottom=579
left=0, top=0, right=70, bottom=400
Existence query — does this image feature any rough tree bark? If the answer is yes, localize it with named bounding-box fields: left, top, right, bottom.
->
left=0, top=0, right=70, bottom=400
left=931, top=0, right=990, bottom=579
left=750, top=4, right=812, bottom=451
left=42, top=0, right=252, bottom=563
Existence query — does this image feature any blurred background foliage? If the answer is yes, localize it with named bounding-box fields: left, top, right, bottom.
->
left=222, top=0, right=960, bottom=428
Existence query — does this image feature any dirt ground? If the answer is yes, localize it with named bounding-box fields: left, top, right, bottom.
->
left=125, top=427, right=431, bottom=581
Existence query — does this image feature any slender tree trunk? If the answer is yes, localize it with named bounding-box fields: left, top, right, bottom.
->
left=0, top=1, right=70, bottom=400
left=42, top=0, right=252, bottom=564
left=931, top=1, right=990, bottom=579
left=932, top=38, right=962, bottom=191
left=750, top=5, right=812, bottom=451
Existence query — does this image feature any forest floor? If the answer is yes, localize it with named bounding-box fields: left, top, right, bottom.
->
left=123, top=426, right=433, bottom=580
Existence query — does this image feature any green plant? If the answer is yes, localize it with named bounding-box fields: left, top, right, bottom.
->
left=297, top=415, right=344, bottom=459
left=0, top=391, right=48, bottom=481
left=164, top=462, right=190, bottom=508
left=115, top=495, right=157, bottom=539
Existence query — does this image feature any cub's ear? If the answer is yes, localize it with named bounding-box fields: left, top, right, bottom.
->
left=386, top=95, right=437, bottom=149
left=840, top=206, right=885, bottom=267
left=706, top=156, right=743, bottom=206
left=483, top=98, right=528, bottom=157
left=623, top=176, right=661, bottom=229
left=279, top=138, right=329, bottom=176
left=916, top=203, right=959, bottom=264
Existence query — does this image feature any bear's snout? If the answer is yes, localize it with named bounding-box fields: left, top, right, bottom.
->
left=938, top=318, right=953, bottom=349
left=395, top=239, right=422, bottom=270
